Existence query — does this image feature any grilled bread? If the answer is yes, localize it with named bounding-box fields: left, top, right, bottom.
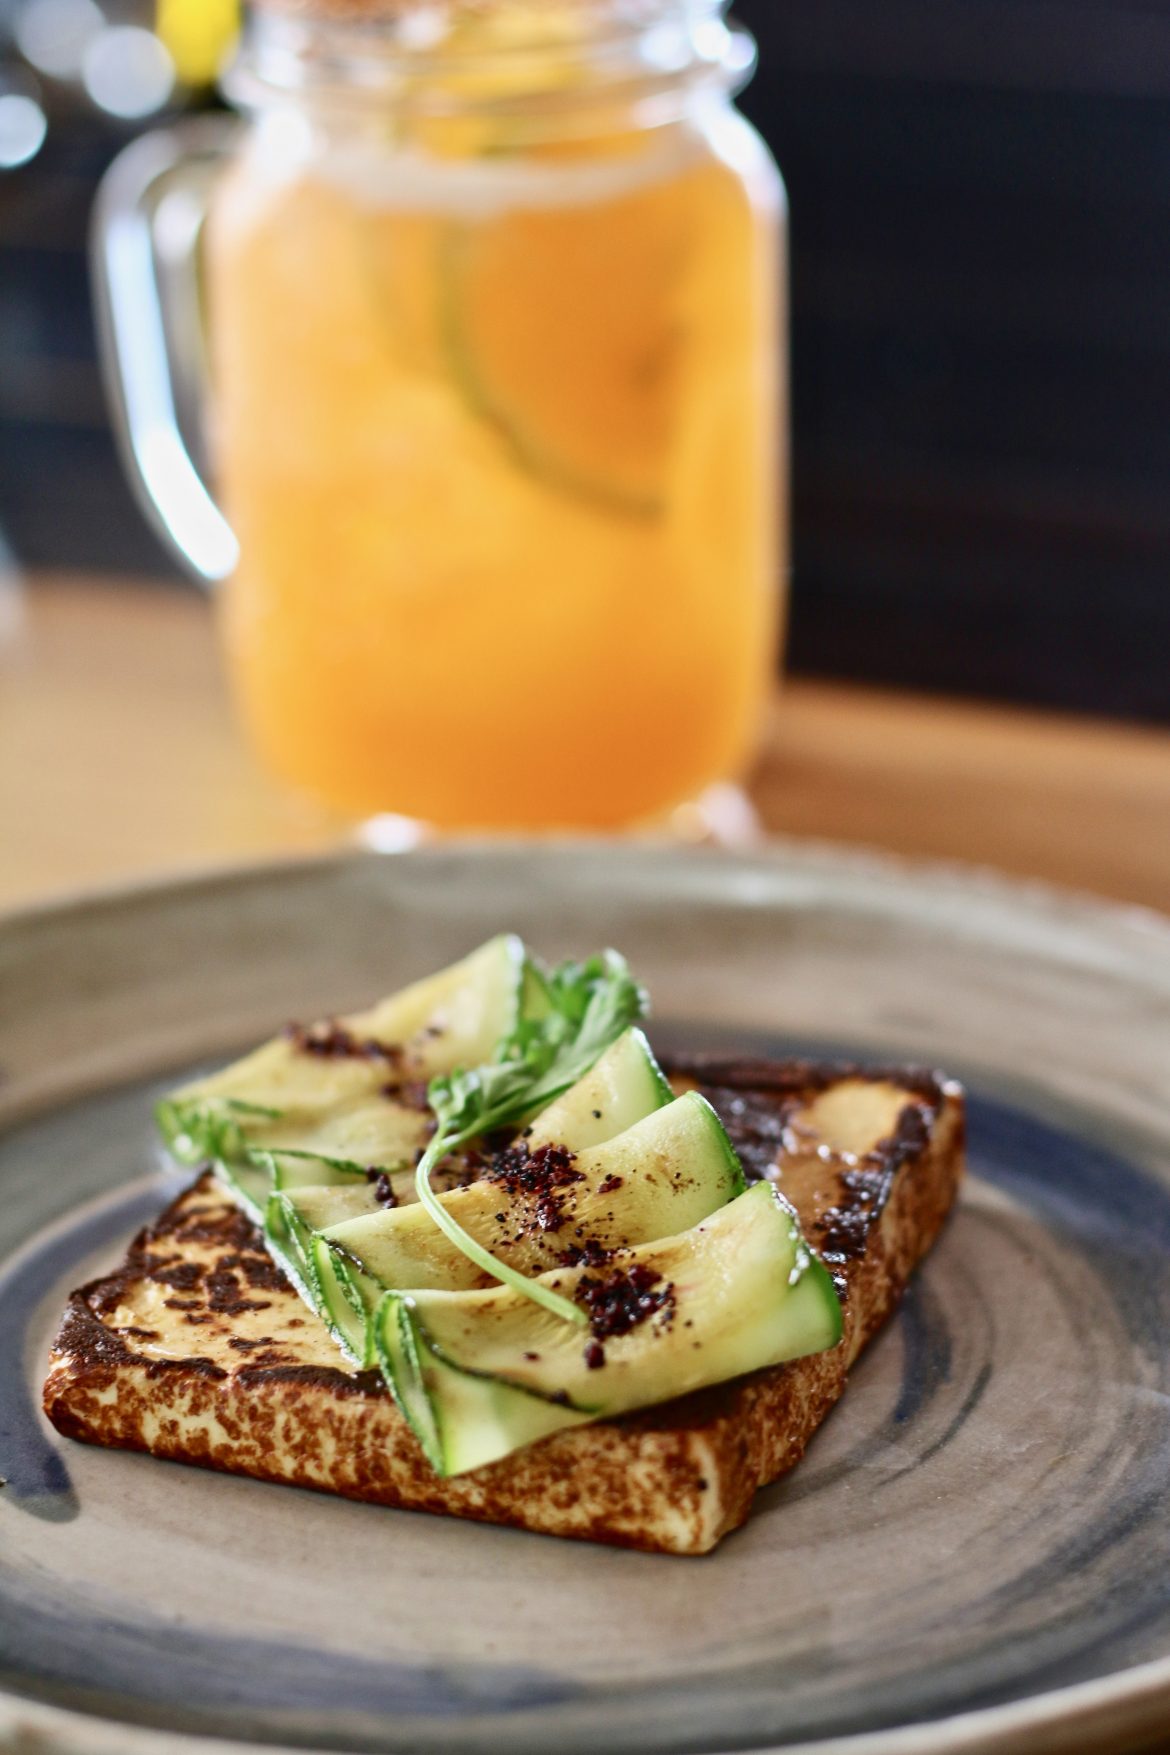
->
left=43, top=1057, right=964, bottom=1554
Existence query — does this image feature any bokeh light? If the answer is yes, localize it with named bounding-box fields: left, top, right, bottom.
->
left=0, top=92, right=48, bottom=169
left=82, top=25, right=175, bottom=119
left=14, top=0, right=104, bottom=82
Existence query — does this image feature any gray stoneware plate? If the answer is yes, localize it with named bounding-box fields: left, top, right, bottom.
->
left=2, top=841, right=1170, bottom=1755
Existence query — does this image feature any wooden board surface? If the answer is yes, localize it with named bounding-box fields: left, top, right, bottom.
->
left=3, top=572, right=1168, bottom=915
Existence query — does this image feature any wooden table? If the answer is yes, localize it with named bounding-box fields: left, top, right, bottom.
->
left=4, top=571, right=1170, bottom=916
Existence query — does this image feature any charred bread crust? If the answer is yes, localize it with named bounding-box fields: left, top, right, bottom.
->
left=43, top=1061, right=965, bottom=1553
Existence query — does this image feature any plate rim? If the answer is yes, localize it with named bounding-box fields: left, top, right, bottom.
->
left=4, top=835, right=1170, bottom=1755
left=2, top=830, right=1169, bottom=948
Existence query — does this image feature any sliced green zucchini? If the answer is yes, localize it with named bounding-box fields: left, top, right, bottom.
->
left=309, top=1235, right=382, bottom=1367
left=262, top=1151, right=369, bottom=1193
left=263, top=1181, right=377, bottom=1308
left=321, top=1089, right=744, bottom=1300
left=378, top=1182, right=842, bottom=1475
left=271, top=1182, right=388, bottom=1239
left=262, top=1029, right=671, bottom=1347
left=348, top=933, right=527, bottom=1065
left=374, top=1290, right=592, bottom=1472
left=156, top=933, right=526, bottom=1167
left=215, top=1158, right=273, bottom=1228
left=525, top=1026, right=672, bottom=1151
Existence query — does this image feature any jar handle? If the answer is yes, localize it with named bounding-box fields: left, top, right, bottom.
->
left=92, top=116, right=240, bottom=587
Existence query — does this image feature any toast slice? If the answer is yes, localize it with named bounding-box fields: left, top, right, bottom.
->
left=43, top=1057, right=964, bottom=1554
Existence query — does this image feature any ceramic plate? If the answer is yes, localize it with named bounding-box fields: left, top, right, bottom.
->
left=2, top=842, right=1170, bottom=1755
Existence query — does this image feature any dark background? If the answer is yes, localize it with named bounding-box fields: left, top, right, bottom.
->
left=2, top=0, right=1169, bottom=720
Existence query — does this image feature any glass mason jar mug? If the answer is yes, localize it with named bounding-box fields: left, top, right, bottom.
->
left=96, top=0, right=786, bottom=831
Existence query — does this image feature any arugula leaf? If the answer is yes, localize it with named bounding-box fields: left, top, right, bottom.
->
left=414, top=950, right=648, bottom=1325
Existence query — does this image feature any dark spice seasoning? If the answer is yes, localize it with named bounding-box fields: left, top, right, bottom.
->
left=364, top=1167, right=399, bottom=1208
left=284, top=1021, right=403, bottom=1064
left=558, top=1237, right=612, bottom=1269
left=488, top=1142, right=582, bottom=1196
left=385, top=1079, right=432, bottom=1111
left=534, top=1190, right=570, bottom=1231
left=486, top=1142, right=584, bottom=1235
left=575, top=1262, right=675, bottom=1341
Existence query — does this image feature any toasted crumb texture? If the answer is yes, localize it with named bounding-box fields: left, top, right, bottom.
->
left=43, top=1061, right=965, bottom=1554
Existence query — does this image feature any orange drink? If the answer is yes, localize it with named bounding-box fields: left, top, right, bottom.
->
left=206, top=6, right=784, bottom=828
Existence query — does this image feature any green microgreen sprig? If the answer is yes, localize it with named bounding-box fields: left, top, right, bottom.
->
left=414, top=950, right=648, bottom=1325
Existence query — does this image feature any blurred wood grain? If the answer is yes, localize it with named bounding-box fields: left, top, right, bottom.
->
left=3, top=574, right=1168, bottom=917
